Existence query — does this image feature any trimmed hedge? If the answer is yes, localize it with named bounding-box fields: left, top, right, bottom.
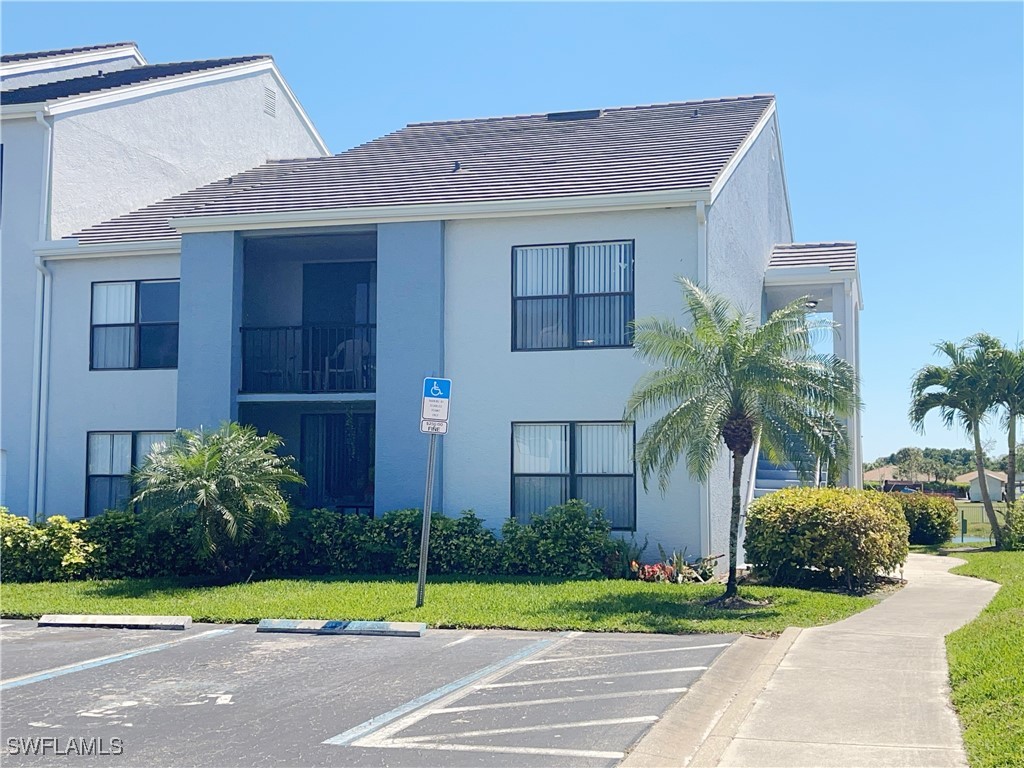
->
left=745, top=487, right=909, bottom=591
left=897, top=493, right=958, bottom=545
left=1, top=502, right=627, bottom=583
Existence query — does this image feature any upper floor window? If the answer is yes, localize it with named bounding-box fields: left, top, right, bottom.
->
left=511, top=421, right=636, bottom=530
left=91, top=280, right=179, bottom=369
left=512, top=240, right=634, bottom=351
left=86, top=430, right=172, bottom=517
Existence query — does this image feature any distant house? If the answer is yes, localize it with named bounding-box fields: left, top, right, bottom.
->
left=863, top=464, right=899, bottom=483
left=955, top=471, right=1007, bottom=502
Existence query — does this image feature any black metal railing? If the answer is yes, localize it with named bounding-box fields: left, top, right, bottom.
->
left=240, top=324, right=376, bottom=393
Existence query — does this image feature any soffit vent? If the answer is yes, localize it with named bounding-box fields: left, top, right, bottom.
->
left=263, top=86, right=276, bottom=117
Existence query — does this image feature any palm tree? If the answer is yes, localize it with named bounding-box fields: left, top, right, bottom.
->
left=131, top=422, right=303, bottom=571
left=909, top=340, right=1004, bottom=547
left=625, top=279, right=858, bottom=601
left=978, top=337, right=1024, bottom=506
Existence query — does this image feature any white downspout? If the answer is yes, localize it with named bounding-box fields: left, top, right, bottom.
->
left=696, top=200, right=712, bottom=556
left=28, top=111, right=53, bottom=521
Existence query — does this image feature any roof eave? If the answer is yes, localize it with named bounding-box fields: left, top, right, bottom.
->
left=169, top=188, right=712, bottom=235
left=34, top=238, right=181, bottom=260
left=0, top=43, right=145, bottom=76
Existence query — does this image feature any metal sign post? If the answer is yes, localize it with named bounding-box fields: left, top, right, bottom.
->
left=417, top=378, right=452, bottom=608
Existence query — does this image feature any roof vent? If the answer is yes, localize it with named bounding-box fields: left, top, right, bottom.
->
left=263, top=86, right=277, bottom=117
left=691, top=109, right=700, bottom=118
left=546, top=109, right=602, bottom=122
left=451, top=161, right=461, bottom=173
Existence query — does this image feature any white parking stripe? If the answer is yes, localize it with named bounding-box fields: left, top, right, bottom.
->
left=520, top=642, right=730, bottom=664
left=476, top=665, right=708, bottom=689
left=374, top=740, right=626, bottom=760
left=431, top=686, right=688, bottom=713
left=0, top=624, right=12, bottom=629
left=398, top=714, right=659, bottom=742
left=442, top=634, right=475, bottom=648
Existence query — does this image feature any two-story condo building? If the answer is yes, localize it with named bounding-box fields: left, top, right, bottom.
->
left=18, top=94, right=862, bottom=561
left=0, top=42, right=329, bottom=517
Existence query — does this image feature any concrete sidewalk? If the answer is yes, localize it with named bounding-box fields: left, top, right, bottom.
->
left=624, top=553, right=1000, bottom=768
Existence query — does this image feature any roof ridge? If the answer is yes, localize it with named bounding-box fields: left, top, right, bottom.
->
left=407, top=94, right=775, bottom=128
left=1, top=41, right=138, bottom=63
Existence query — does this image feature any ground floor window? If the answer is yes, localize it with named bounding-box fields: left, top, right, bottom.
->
left=86, top=430, right=173, bottom=517
left=300, top=412, right=375, bottom=515
left=511, top=421, right=635, bottom=530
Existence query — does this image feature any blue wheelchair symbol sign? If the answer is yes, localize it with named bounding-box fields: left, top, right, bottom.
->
left=423, top=378, right=451, bottom=400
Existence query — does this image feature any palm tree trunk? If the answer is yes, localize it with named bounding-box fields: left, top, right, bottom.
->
left=1007, top=414, right=1017, bottom=506
left=725, top=451, right=745, bottom=598
left=972, top=421, right=1004, bottom=548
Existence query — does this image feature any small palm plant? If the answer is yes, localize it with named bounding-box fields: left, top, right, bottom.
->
left=131, top=422, right=303, bottom=575
left=625, top=278, right=858, bottom=602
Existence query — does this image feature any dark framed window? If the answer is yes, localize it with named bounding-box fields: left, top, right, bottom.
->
left=91, top=280, right=179, bottom=369
left=86, top=431, right=172, bottom=517
left=511, top=421, right=636, bottom=530
left=512, top=240, right=634, bottom=351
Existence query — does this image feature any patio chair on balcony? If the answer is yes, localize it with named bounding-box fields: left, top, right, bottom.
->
left=325, top=337, right=370, bottom=391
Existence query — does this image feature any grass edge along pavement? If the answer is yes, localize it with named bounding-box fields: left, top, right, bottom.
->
left=945, top=550, right=1024, bottom=768
left=0, top=574, right=876, bottom=636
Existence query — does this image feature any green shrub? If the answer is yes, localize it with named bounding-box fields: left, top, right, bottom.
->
left=745, top=487, right=909, bottom=591
left=0, top=509, right=95, bottom=582
left=500, top=500, right=618, bottom=578
left=1001, top=503, right=1024, bottom=551
left=898, top=493, right=958, bottom=545
left=80, top=510, right=142, bottom=579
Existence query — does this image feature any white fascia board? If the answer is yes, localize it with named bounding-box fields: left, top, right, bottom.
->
left=170, top=188, right=711, bottom=234
left=764, top=266, right=858, bottom=285
left=44, top=59, right=276, bottom=116
left=33, top=239, right=180, bottom=260
left=0, top=44, right=145, bottom=76
left=708, top=101, right=779, bottom=205
left=266, top=65, right=329, bottom=156
left=770, top=110, right=795, bottom=239
left=1, top=103, right=50, bottom=119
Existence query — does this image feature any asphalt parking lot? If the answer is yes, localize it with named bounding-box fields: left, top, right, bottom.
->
left=1, top=619, right=734, bottom=767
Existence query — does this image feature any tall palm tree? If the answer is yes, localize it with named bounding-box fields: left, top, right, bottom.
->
left=976, top=336, right=1024, bottom=506
left=909, top=340, right=1004, bottom=547
left=625, top=278, right=858, bottom=601
left=131, top=422, right=303, bottom=571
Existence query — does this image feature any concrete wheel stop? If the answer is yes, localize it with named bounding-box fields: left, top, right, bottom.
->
left=256, top=619, right=427, bottom=637
left=38, top=614, right=192, bottom=630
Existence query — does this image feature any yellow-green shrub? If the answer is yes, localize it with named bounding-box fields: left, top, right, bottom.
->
left=0, top=509, right=95, bottom=582
left=898, top=493, right=958, bottom=545
left=745, top=487, right=909, bottom=591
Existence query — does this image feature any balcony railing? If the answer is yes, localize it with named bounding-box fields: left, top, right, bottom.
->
left=240, top=324, right=376, bottom=393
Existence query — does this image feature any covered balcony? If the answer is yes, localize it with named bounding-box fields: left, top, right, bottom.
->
left=240, top=231, right=376, bottom=395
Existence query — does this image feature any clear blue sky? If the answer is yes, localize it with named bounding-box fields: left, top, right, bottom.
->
left=4, top=1, right=1022, bottom=462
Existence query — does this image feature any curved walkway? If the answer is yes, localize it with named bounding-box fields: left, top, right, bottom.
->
left=713, top=554, right=999, bottom=767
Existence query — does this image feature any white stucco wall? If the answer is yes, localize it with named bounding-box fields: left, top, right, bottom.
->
left=968, top=475, right=1004, bottom=503
left=0, top=117, right=47, bottom=513
left=50, top=68, right=324, bottom=238
left=443, top=208, right=705, bottom=556
left=705, top=114, right=793, bottom=562
left=41, top=254, right=180, bottom=517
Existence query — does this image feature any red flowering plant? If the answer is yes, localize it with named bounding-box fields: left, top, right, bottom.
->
left=630, top=560, right=677, bottom=583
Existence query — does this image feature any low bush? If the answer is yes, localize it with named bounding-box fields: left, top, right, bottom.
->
left=0, top=509, right=95, bottom=582
left=500, top=500, right=618, bottom=579
left=897, top=493, right=958, bottom=545
left=2, top=501, right=620, bottom=583
left=745, top=487, right=909, bottom=591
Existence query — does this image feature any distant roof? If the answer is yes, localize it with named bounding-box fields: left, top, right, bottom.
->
left=1, top=41, right=136, bottom=64
left=1, top=55, right=269, bottom=105
left=955, top=470, right=1008, bottom=484
left=70, top=94, right=776, bottom=245
left=768, top=242, right=857, bottom=271
left=863, top=464, right=899, bottom=482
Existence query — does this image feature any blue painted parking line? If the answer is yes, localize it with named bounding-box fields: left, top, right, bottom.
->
left=0, top=628, right=236, bottom=691
left=323, top=637, right=555, bottom=746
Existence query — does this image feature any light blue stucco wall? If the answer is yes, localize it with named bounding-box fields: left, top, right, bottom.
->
left=177, top=232, right=244, bottom=430
left=374, top=221, right=445, bottom=515
left=705, top=114, right=793, bottom=562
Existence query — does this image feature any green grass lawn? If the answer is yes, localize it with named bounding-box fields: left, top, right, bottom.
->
left=955, top=502, right=1007, bottom=540
left=946, top=551, right=1024, bottom=768
left=0, top=574, right=876, bottom=636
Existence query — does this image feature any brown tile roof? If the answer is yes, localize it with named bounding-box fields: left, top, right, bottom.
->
left=955, top=470, right=1007, bottom=484
left=1, top=41, right=136, bottom=64
left=768, top=242, right=857, bottom=272
left=70, top=94, right=776, bottom=246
